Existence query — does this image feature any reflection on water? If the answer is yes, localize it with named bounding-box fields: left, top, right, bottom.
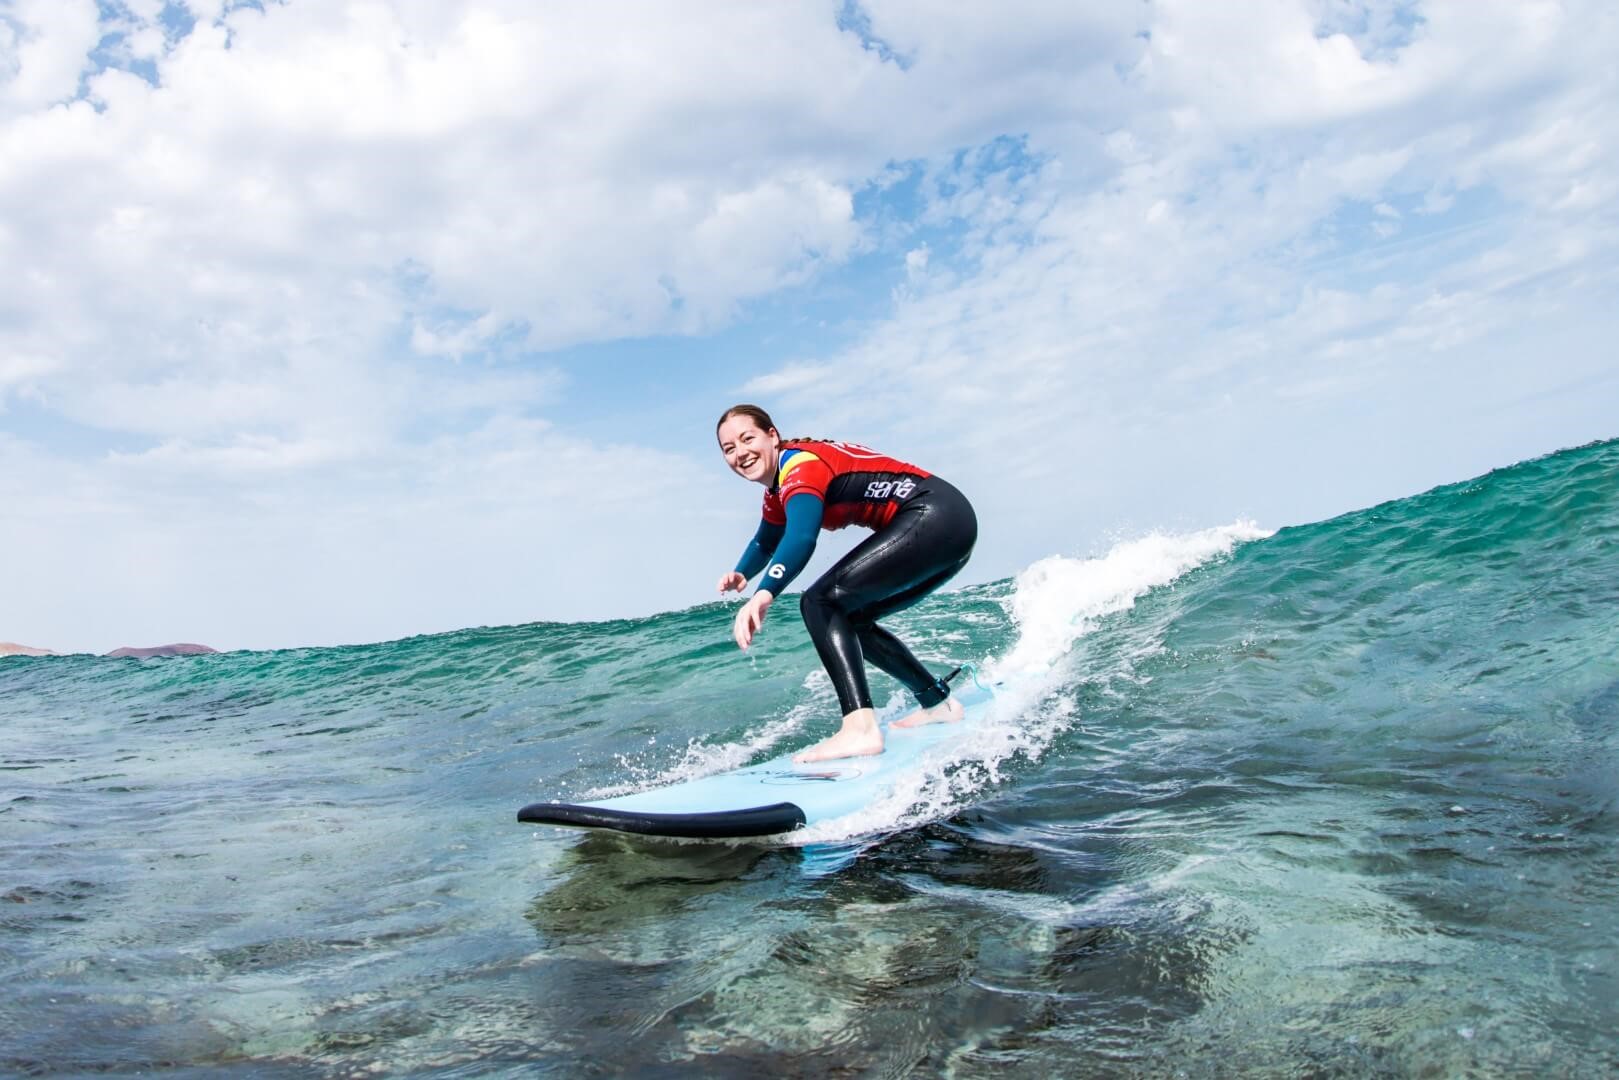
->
left=512, top=819, right=1225, bottom=1075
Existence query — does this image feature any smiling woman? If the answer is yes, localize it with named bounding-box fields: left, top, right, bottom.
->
left=714, top=403, right=978, bottom=763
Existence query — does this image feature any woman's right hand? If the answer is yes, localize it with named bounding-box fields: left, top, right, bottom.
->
left=733, top=590, right=774, bottom=650
left=717, top=571, right=748, bottom=595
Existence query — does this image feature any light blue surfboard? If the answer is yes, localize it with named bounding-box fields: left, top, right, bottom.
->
left=518, top=685, right=996, bottom=839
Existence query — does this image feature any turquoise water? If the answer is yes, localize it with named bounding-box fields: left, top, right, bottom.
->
left=4, top=438, right=1616, bottom=1076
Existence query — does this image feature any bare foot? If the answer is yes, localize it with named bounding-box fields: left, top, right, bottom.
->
left=892, top=696, right=964, bottom=729
left=793, top=730, right=883, bottom=762
left=794, top=710, right=883, bottom=762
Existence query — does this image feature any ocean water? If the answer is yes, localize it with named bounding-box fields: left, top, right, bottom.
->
left=3, top=438, right=1616, bottom=1077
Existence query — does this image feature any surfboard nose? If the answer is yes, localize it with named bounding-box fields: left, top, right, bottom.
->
left=517, top=800, right=806, bottom=838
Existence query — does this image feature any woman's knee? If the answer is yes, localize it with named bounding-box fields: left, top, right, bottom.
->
left=800, top=576, right=849, bottom=619
left=799, top=583, right=836, bottom=630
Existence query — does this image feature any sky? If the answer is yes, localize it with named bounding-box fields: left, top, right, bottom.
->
left=1, top=0, right=1615, bottom=655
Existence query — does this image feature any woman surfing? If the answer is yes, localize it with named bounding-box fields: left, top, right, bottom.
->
left=716, top=405, right=978, bottom=763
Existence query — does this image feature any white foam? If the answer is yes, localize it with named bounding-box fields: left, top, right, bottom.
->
left=995, top=522, right=1270, bottom=679
left=791, top=521, right=1271, bottom=844
left=589, top=673, right=829, bottom=799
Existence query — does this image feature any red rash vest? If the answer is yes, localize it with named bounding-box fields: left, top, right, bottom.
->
left=761, top=439, right=932, bottom=532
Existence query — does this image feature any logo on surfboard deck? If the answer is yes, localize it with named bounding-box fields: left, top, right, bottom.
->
left=760, top=764, right=868, bottom=785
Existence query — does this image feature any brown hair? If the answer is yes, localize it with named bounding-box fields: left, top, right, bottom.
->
left=714, top=404, right=823, bottom=447
left=716, top=403, right=778, bottom=439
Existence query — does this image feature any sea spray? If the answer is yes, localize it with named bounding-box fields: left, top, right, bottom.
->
left=996, top=522, right=1272, bottom=679
left=799, top=522, right=1273, bottom=842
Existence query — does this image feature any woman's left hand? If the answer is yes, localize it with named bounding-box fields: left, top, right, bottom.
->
left=733, top=590, right=774, bottom=650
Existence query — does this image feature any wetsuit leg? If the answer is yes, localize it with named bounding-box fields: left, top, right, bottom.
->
left=851, top=557, right=973, bottom=703
left=798, top=478, right=977, bottom=716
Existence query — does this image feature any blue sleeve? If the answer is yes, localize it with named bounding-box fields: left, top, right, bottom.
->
left=758, top=493, right=823, bottom=595
left=734, top=519, right=784, bottom=581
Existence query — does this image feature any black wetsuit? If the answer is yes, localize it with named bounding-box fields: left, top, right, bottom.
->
left=733, top=440, right=978, bottom=715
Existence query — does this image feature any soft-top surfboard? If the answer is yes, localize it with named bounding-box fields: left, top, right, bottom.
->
left=518, top=684, right=995, bottom=839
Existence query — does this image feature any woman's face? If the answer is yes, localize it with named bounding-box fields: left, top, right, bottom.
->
left=717, top=414, right=781, bottom=486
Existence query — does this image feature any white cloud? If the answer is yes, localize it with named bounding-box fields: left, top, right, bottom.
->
left=741, top=363, right=830, bottom=398
left=744, top=0, right=1617, bottom=565
left=0, top=349, right=56, bottom=390
left=0, top=0, right=99, bottom=115
left=0, top=1, right=1614, bottom=652
left=2, top=406, right=735, bottom=651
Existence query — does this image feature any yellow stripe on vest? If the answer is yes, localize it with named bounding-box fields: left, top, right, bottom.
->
left=777, top=451, right=820, bottom=484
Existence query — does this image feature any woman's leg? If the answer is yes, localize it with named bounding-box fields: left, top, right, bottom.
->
left=794, top=480, right=976, bottom=761
left=851, top=554, right=972, bottom=703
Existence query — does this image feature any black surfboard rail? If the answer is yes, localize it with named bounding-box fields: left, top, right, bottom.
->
left=517, top=799, right=807, bottom=839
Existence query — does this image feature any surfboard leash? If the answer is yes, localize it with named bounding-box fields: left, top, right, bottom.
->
left=942, top=662, right=993, bottom=695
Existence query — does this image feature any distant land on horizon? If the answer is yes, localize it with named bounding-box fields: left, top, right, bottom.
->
left=0, top=641, right=55, bottom=657
left=105, top=644, right=219, bottom=659
left=1, top=642, right=219, bottom=659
